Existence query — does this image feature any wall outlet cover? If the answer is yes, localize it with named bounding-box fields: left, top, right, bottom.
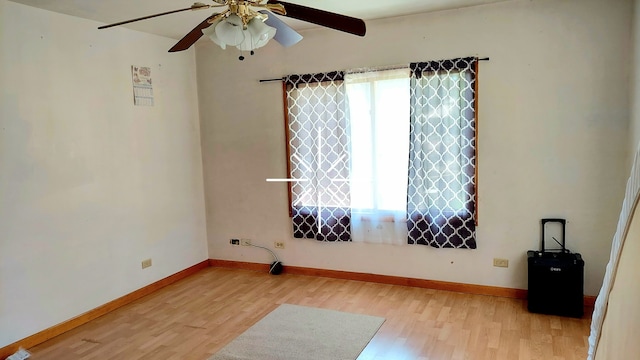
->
left=493, top=258, right=509, bottom=268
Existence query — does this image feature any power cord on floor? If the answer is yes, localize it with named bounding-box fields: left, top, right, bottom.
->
left=248, top=244, right=283, bottom=275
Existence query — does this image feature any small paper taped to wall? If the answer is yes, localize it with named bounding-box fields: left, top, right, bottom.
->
left=131, top=66, right=154, bottom=106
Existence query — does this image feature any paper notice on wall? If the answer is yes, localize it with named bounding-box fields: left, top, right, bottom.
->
left=131, top=66, right=154, bottom=106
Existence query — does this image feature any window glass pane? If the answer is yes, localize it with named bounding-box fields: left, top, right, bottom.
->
left=346, top=69, right=410, bottom=212
left=346, top=82, right=373, bottom=209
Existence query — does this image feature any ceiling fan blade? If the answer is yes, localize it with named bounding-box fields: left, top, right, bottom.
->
left=267, top=1, right=366, bottom=37
left=98, top=3, right=209, bottom=30
left=259, top=10, right=303, bottom=47
left=169, top=17, right=215, bottom=52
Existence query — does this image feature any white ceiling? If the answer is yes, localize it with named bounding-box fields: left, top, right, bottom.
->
left=9, top=0, right=506, bottom=39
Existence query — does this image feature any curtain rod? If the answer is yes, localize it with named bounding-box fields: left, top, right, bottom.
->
left=259, top=77, right=284, bottom=83
left=259, top=57, right=490, bottom=83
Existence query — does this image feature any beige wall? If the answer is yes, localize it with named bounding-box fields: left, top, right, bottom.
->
left=593, top=0, right=640, bottom=357
left=594, top=200, right=640, bottom=360
left=0, top=1, right=207, bottom=347
left=632, top=0, right=640, bottom=165
left=197, top=0, right=631, bottom=296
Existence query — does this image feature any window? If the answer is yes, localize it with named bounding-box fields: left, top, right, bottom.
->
left=283, top=58, right=477, bottom=248
left=346, top=68, right=410, bottom=215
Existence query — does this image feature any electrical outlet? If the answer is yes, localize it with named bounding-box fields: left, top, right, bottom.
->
left=241, top=239, right=251, bottom=246
left=230, top=238, right=240, bottom=245
left=141, top=258, right=152, bottom=269
left=274, top=241, right=285, bottom=249
left=493, top=258, right=509, bottom=268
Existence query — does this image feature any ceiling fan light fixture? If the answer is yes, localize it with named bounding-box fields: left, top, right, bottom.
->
left=207, top=14, right=277, bottom=53
left=201, top=19, right=226, bottom=49
left=241, top=18, right=276, bottom=50
left=214, top=14, right=245, bottom=46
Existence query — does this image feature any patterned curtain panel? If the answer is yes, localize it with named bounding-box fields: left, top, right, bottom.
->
left=284, top=72, right=351, bottom=241
left=407, top=58, right=477, bottom=249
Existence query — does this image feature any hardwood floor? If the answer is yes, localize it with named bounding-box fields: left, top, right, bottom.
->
left=28, top=267, right=591, bottom=360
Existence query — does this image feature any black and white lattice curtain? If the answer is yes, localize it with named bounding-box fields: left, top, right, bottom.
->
left=407, top=57, right=477, bottom=249
left=284, top=72, right=351, bottom=241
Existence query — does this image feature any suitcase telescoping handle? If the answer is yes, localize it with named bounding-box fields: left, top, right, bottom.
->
left=541, top=218, right=566, bottom=253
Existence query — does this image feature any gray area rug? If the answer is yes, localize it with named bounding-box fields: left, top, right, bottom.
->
left=209, top=304, right=385, bottom=360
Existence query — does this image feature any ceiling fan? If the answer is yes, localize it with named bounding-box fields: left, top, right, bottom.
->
left=98, top=0, right=366, bottom=57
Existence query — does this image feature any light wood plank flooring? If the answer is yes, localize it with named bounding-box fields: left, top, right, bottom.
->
left=28, top=267, right=591, bottom=360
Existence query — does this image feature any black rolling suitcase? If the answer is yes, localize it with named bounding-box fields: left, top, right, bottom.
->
left=527, top=218, right=584, bottom=317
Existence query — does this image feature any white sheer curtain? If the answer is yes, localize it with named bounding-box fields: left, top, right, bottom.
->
left=345, top=68, right=410, bottom=245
